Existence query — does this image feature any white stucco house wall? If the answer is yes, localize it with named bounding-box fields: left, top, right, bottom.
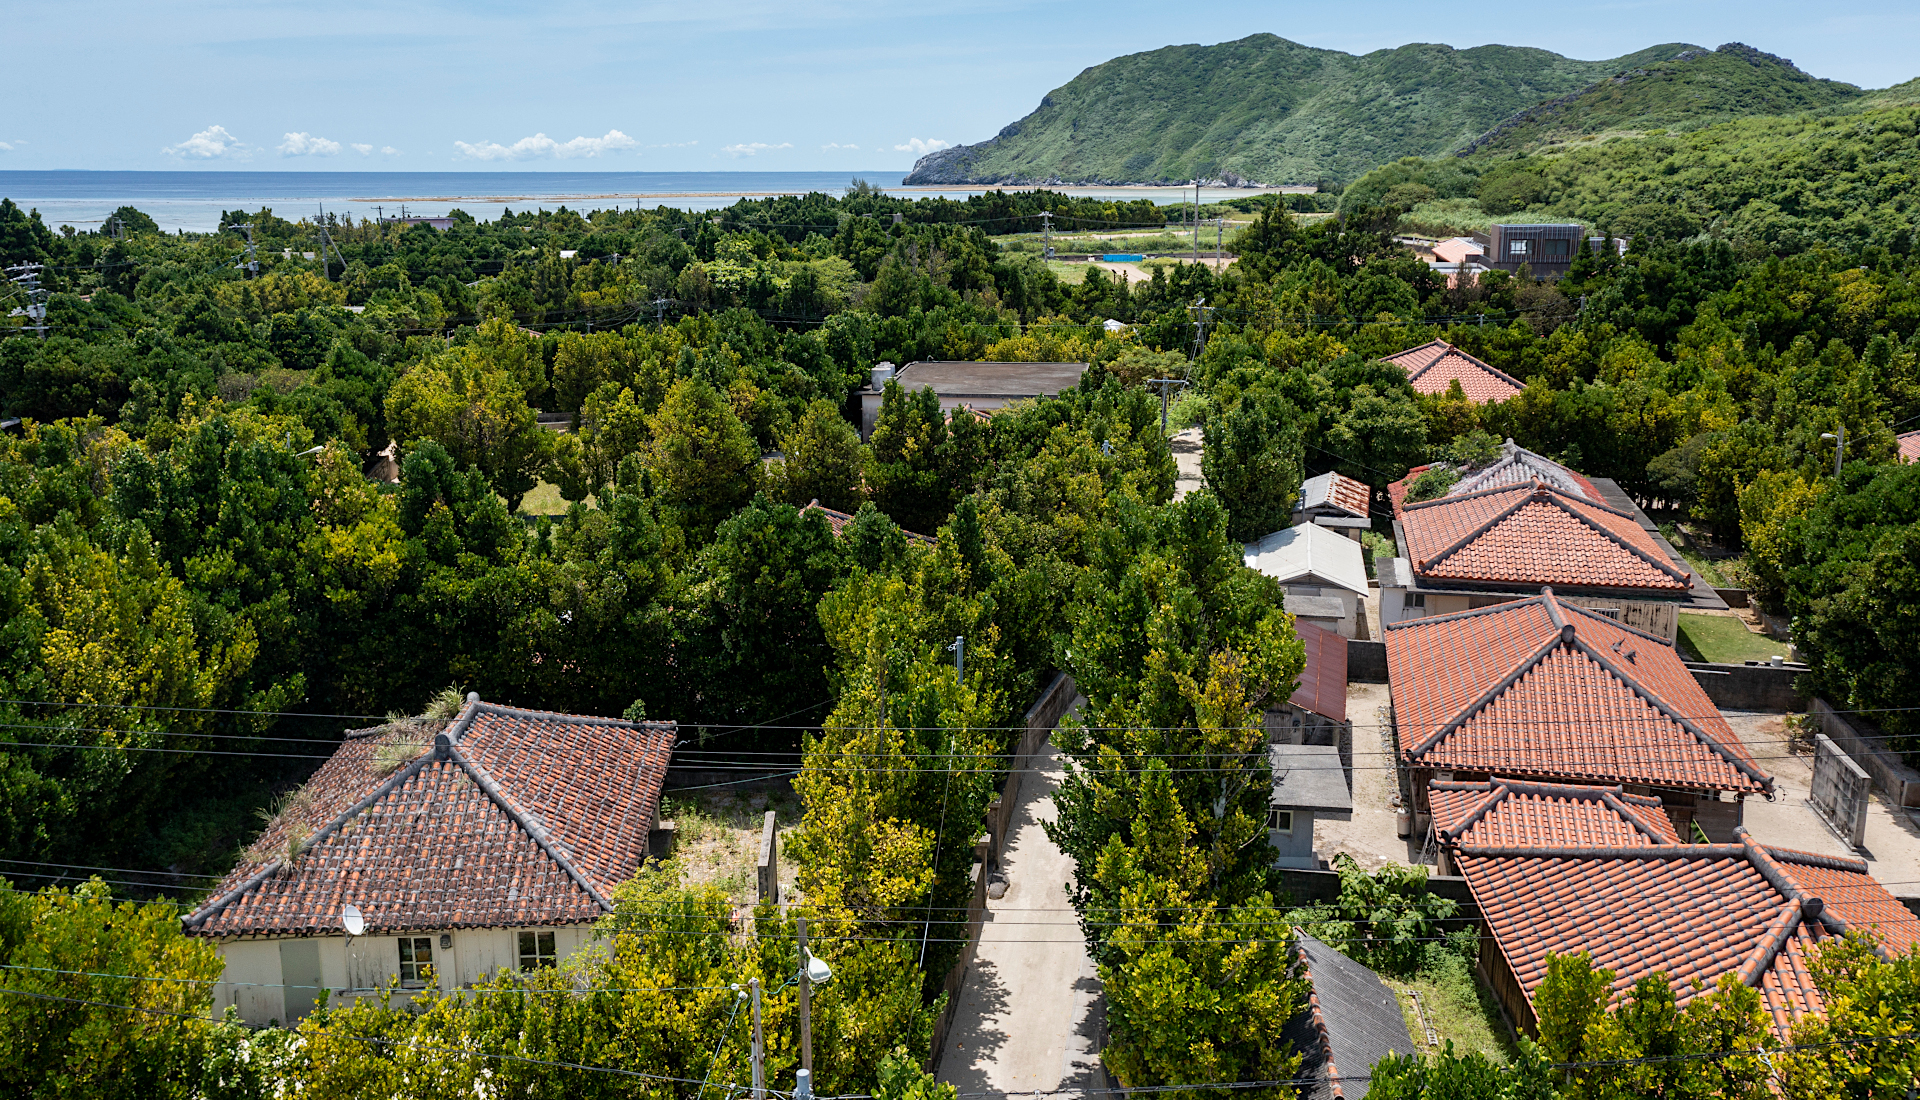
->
left=184, top=696, right=675, bottom=1028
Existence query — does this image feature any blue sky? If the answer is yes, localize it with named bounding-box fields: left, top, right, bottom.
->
left=5, top=0, right=1918, bottom=172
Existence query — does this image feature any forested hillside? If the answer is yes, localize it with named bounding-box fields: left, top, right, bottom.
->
left=901, top=35, right=1880, bottom=186
left=1344, top=97, right=1920, bottom=251
left=1460, top=42, right=1868, bottom=155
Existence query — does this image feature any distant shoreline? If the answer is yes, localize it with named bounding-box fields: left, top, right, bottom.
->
left=350, top=184, right=1312, bottom=202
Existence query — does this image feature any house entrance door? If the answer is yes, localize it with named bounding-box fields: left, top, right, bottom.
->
left=279, top=939, right=325, bottom=1023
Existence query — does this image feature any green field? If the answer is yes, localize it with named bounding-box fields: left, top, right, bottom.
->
left=1677, top=614, right=1787, bottom=665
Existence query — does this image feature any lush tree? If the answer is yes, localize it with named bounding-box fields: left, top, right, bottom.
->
left=1201, top=389, right=1304, bottom=542
left=773, top=399, right=866, bottom=511
left=645, top=374, right=761, bottom=536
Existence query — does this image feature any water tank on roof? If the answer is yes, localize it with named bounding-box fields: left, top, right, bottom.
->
left=871, top=362, right=895, bottom=389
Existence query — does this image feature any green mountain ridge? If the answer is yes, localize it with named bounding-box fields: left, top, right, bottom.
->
left=1459, top=42, right=1866, bottom=155
left=904, top=34, right=1869, bottom=186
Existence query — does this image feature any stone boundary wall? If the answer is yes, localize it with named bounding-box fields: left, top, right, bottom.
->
left=1683, top=662, right=1807, bottom=712
left=1812, top=697, right=1920, bottom=809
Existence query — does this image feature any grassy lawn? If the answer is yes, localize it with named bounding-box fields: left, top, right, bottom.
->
left=1658, top=523, right=1735, bottom=588
left=660, top=788, right=803, bottom=907
left=1044, top=260, right=1091, bottom=284
left=1677, top=613, right=1788, bottom=665
left=517, top=479, right=590, bottom=517
left=1384, top=953, right=1517, bottom=1064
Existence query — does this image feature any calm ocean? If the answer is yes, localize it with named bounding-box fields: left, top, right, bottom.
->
left=0, top=171, right=1231, bottom=233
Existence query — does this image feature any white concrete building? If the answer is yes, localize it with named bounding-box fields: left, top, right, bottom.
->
left=184, top=696, right=676, bottom=1028
left=1243, top=522, right=1371, bottom=639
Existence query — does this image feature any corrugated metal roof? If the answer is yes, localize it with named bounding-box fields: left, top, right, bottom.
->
left=1245, top=523, right=1369, bottom=595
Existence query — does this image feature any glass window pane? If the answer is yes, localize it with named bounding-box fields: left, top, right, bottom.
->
left=538, top=932, right=555, bottom=957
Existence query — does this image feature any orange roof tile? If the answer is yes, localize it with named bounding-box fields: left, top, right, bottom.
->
left=1454, top=829, right=1920, bottom=1040
left=1899, top=430, right=1920, bottom=464
left=1429, top=777, right=1683, bottom=848
left=1387, top=590, right=1771, bottom=794
left=186, top=699, right=675, bottom=936
left=1383, top=340, right=1523, bottom=403
left=803, top=500, right=935, bottom=544
left=1399, top=481, right=1691, bottom=593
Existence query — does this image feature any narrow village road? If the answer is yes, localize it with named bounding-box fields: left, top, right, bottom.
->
left=937, top=739, right=1102, bottom=1093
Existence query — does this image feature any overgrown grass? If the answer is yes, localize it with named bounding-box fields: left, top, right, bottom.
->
left=1677, top=613, right=1788, bottom=665
left=518, top=479, right=587, bottom=516
left=658, top=789, right=804, bottom=908
left=1387, top=949, right=1517, bottom=1064
left=1658, top=524, right=1734, bottom=588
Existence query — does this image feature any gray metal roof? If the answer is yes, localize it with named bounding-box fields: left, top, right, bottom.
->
left=1289, top=932, right=1417, bottom=1099
left=1271, top=745, right=1351, bottom=812
left=887, top=361, right=1087, bottom=397
left=1244, top=523, right=1369, bottom=595
left=1285, top=594, right=1348, bottom=621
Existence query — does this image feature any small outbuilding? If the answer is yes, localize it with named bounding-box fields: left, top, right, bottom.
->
left=1282, top=931, right=1415, bottom=1099
left=1244, top=522, right=1370, bottom=639
left=1269, top=744, right=1351, bottom=869
left=1292, top=470, right=1373, bottom=541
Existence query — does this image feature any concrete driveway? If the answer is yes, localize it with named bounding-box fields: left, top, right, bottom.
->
left=937, top=739, right=1103, bottom=1094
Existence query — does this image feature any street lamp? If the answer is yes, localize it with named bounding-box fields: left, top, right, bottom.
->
left=1819, top=427, right=1846, bottom=477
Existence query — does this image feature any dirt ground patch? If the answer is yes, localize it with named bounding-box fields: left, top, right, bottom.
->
left=659, top=787, right=803, bottom=907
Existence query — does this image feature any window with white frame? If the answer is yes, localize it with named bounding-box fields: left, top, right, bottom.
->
left=1267, top=808, right=1294, bottom=834
left=519, top=930, right=557, bottom=971
left=398, top=936, right=433, bottom=985
left=1509, top=239, right=1530, bottom=256
left=1402, top=592, right=1426, bottom=609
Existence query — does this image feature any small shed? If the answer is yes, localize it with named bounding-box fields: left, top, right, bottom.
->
left=1267, top=621, right=1349, bottom=748
left=1292, top=471, right=1373, bottom=541
left=1244, top=523, right=1370, bottom=638
left=1282, top=931, right=1418, bottom=1099
left=1269, top=744, right=1351, bottom=869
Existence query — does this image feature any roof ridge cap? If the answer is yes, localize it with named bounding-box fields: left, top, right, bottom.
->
left=1540, top=495, right=1692, bottom=584
left=1405, top=632, right=1564, bottom=759
left=1597, top=790, right=1677, bottom=844
left=1437, top=782, right=1511, bottom=844
left=446, top=741, right=616, bottom=913
left=1734, top=901, right=1805, bottom=989
left=1572, top=638, right=1773, bottom=792
left=1402, top=480, right=1525, bottom=512
left=462, top=698, right=675, bottom=731
left=1758, top=844, right=1870, bottom=875
left=1455, top=843, right=1742, bottom=859
left=183, top=748, right=441, bottom=929
left=1383, top=593, right=1550, bottom=631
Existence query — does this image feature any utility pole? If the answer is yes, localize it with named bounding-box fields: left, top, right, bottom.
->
left=1192, top=180, right=1200, bottom=265
left=797, top=915, right=812, bottom=1077
left=6, top=263, right=48, bottom=339
left=231, top=223, right=259, bottom=278
left=652, top=297, right=671, bottom=326
left=1188, top=296, right=1212, bottom=358
left=1038, top=210, right=1053, bottom=260
left=947, top=636, right=965, bottom=684
left=1215, top=216, right=1224, bottom=267
left=1147, top=378, right=1189, bottom=435
left=749, top=977, right=765, bottom=1100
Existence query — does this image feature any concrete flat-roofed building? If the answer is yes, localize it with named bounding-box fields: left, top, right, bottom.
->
left=184, top=695, right=675, bottom=1028
left=859, top=360, right=1087, bottom=438
left=1478, top=224, right=1585, bottom=279
left=1269, top=744, right=1352, bottom=869
left=1244, top=522, right=1371, bottom=639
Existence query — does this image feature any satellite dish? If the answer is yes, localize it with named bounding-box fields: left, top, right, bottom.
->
left=341, top=904, right=365, bottom=937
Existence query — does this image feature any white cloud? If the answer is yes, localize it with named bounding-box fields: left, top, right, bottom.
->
left=0, top=142, right=11, bottom=152
left=162, top=125, right=246, bottom=159
left=650, top=140, right=698, bottom=148
left=381, top=146, right=400, bottom=155
left=351, top=143, right=373, bottom=155
left=454, top=129, right=637, bottom=161
left=893, top=138, right=951, bottom=156
left=279, top=132, right=343, bottom=156
left=721, top=141, right=792, bottom=157
left=821, top=142, right=859, bottom=150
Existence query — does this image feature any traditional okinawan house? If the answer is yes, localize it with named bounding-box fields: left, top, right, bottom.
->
left=184, top=694, right=676, bottom=1028
left=1439, top=792, right=1920, bottom=1041
left=1381, top=340, right=1524, bottom=403
left=857, top=360, right=1087, bottom=439
left=802, top=499, right=935, bottom=545
left=1244, top=522, right=1372, bottom=639
left=1292, top=470, right=1374, bottom=542
left=1386, top=588, right=1773, bottom=841
left=1381, top=441, right=1715, bottom=639
left=1281, top=931, right=1417, bottom=1099
left=1426, top=776, right=1684, bottom=876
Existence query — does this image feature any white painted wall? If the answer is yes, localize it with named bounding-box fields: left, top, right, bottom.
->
left=210, top=924, right=598, bottom=1028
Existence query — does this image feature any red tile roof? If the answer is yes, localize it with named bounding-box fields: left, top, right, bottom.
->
left=185, top=699, right=675, bottom=936
left=803, top=500, right=935, bottom=544
left=1383, top=340, right=1524, bottom=403
left=1429, top=777, right=1684, bottom=848
left=1290, top=623, right=1348, bottom=724
left=1387, top=590, right=1771, bottom=794
left=1398, top=481, right=1692, bottom=593
left=1899, top=430, right=1920, bottom=464
left=1299, top=471, right=1373, bottom=519
left=1453, top=828, right=1920, bottom=1039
